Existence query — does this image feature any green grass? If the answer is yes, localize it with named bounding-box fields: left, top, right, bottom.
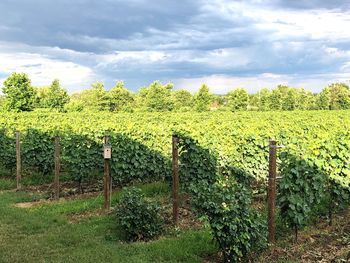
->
left=0, top=183, right=217, bottom=263
left=0, top=178, right=16, bottom=190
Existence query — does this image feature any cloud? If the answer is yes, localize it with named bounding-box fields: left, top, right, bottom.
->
left=174, top=73, right=350, bottom=94
left=0, top=50, right=95, bottom=92
left=0, top=0, right=349, bottom=93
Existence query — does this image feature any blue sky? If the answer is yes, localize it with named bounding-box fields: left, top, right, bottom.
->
left=0, top=0, right=350, bottom=94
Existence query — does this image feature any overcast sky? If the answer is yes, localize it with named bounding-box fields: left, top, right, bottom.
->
left=0, top=0, right=350, bottom=94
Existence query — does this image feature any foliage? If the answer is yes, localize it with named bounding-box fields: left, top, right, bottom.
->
left=194, top=175, right=266, bottom=262
left=45, top=79, right=70, bottom=110
left=226, top=88, right=249, bottom=111
left=194, top=84, right=212, bottom=112
left=178, top=134, right=217, bottom=191
left=108, top=81, right=134, bottom=112
left=179, top=134, right=266, bottom=261
left=21, top=129, right=54, bottom=175
left=0, top=111, right=350, bottom=191
left=138, top=81, right=174, bottom=111
left=320, top=83, right=350, bottom=110
left=278, top=153, right=326, bottom=230
left=172, top=89, right=193, bottom=110
left=79, top=81, right=108, bottom=111
left=2, top=72, right=36, bottom=112
left=34, top=86, right=50, bottom=108
left=2, top=72, right=350, bottom=112
left=116, top=187, right=163, bottom=241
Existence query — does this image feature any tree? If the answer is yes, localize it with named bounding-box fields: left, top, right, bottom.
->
left=269, top=85, right=300, bottom=111
left=172, top=89, right=193, bottom=110
left=34, top=86, right=50, bottom=108
left=79, top=81, right=108, bottom=111
left=2, top=72, right=36, bottom=111
left=138, top=81, right=174, bottom=111
left=328, top=83, right=350, bottom=110
left=108, top=81, right=134, bottom=111
left=315, top=90, right=330, bottom=110
left=45, top=79, right=70, bottom=110
left=257, top=88, right=271, bottom=111
left=316, top=83, right=350, bottom=110
left=64, top=93, right=84, bottom=112
left=0, top=95, right=5, bottom=111
left=194, top=84, right=212, bottom=112
left=226, top=88, right=249, bottom=111
left=294, top=88, right=315, bottom=110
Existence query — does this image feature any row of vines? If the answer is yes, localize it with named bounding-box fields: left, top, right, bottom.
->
left=1, top=111, right=350, bottom=185
left=1, top=111, right=350, bottom=260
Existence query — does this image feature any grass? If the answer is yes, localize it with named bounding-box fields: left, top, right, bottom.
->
left=0, top=182, right=217, bottom=263
left=0, top=178, right=16, bottom=190
left=2, top=177, right=348, bottom=262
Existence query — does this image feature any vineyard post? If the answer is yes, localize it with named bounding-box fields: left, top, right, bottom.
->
left=268, top=140, right=277, bottom=244
left=54, top=136, right=60, bottom=200
left=103, top=135, right=112, bottom=211
left=16, top=131, right=21, bottom=190
left=172, top=134, right=179, bottom=226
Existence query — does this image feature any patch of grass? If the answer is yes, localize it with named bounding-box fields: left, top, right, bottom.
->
left=0, top=189, right=216, bottom=263
left=32, top=181, right=170, bottom=217
left=0, top=178, right=16, bottom=190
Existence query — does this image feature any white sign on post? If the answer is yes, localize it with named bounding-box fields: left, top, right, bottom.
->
left=104, top=145, right=112, bottom=159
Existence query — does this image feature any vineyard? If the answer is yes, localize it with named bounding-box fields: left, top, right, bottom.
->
left=0, top=110, right=350, bottom=262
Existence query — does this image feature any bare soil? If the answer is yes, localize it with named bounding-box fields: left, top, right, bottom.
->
left=259, top=208, right=350, bottom=263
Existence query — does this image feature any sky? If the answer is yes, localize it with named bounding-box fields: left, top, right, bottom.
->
left=0, top=0, right=350, bottom=94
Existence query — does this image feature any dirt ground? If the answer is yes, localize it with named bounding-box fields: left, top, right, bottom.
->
left=259, top=208, right=350, bottom=263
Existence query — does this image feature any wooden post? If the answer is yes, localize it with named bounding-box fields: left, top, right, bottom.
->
left=104, top=136, right=111, bottom=211
left=268, top=140, right=277, bottom=244
left=172, top=134, right=179, bottom=226
left=328, top=180, right=333, bottom=226
left=54, top=136, right=60, bottom=200
left=16, top=131, right=21, bottom=190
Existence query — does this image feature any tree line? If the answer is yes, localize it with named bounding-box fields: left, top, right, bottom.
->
left=1, top=72, right=350, bottom=112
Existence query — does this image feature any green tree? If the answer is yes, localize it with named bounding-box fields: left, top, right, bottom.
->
left=194, top=84, right=212, bottom=112
left=34, top=86, right=50, bottom=108
left=80, top=81, right=108, bottom=111
left=247, top=94, right=259, bottom=110
left=269, top=85, right=297, bottom=111
left=328, top=83, right=350, bottom=110
left=315, top=90, right=330, bottom=110
left=284, top=88, right=298, bottom=110
left=138, top=81, right=174, bottom=111
left=64, top=93, right=84, bottom=112
left=295, top=88, right=316, bottom=110
left=257, top=88, right=271, bottom=111
left=226, top=88, right=249, bottom=111
left=45, top=79, right=70, bottom=110
left=0, top=95, right=5, bottom=111
left=108, top=81, right=135, bottom=112
left=2, top=72, right=36, bottom=111
left=316, top=83, right=350, bottom=110
left=172, top=89, right=193, bottom=110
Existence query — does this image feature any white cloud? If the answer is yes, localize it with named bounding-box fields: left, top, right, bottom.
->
left=0, top=51, right=95, bottom=92
left=200, top=0, right=350, bottom=42
left=174, top=73, right=350, bottom=94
